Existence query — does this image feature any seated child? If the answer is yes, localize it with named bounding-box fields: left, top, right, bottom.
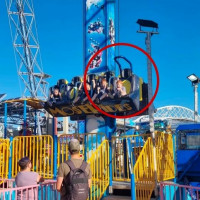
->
left=92, top=78, right=111, bottom=103
left=48, top=87, right=62, bottom=106
left=73, top=80, right=95, bottom=104
left=113, top=80, right=127, bottom=98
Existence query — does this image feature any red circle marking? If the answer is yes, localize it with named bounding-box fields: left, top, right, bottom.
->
left=83, top=43, right=160, bottom=119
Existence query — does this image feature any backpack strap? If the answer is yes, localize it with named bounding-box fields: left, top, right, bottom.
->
left=80, top=161, right=88, bottom=172
left=65, top=160, right=76, bottom=171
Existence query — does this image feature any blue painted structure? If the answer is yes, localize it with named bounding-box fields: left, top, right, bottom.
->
left=84, top=0, right=116, bottom=74
left=52, top=117, right=58, bottom=180
left=176, top=123, right=200, bottom=184
left=127, top=138, right=136, bottom=200
left=8, top=137, right=13, bottom=179
left=162, top=184, right=199, bottom=200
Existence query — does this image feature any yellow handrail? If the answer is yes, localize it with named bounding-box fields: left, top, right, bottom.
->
left=156, top=132, right=175, bottom=182
left=87, top=139, right=109, bottom=200
left=0, top=143, right=9, bottom=183
left=134, top=137, right=155, bottom=200
left=133, top=132, right=175, bottom=200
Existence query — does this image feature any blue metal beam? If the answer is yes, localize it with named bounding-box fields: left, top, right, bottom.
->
left=8, top=137, right=13, bottom=179
left=53, top=117, right=58, bottom=180
left=127, top=138, right=136, bottom=200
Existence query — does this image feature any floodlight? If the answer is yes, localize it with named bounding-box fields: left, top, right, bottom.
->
left=187, top=73, right=200, bottom=122
left=137, top=19, right=158, bottom=29
left=187, top=74, right=199, bottom=84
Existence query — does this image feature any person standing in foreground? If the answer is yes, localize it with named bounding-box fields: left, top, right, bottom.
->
left=57, top=139, right=92, bottom=200
left=15, top=157, right=44, bottom=200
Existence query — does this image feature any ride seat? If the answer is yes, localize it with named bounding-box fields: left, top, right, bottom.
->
left=139, top=82, right=149, bottom=112
left=119, top=70, right=140, bottom=110
left=48, top=86, right=54, bottom=99
left=121, top=68, right=132, bottom=79
left=48, top=85, right=58, bottom=99
left=120, top=68, right=140, bottom=95
left=87, top=74, right=97, bottom=96
left=109, top=77, right=118, bottom=92
left=68, top=76, right=82, bottom=101
left=57, top=79, right=68, bottom=99
left=104, top=71, right=115, bottom=83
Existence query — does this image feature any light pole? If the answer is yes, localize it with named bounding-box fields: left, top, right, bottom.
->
left=137, top=19, right=159, bottom=195
left=187, top=74, right=200, bottom=122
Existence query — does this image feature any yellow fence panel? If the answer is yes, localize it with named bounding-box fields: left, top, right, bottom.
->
left=58, top=133, right=105, bottom=168
left=133, top=132, right=175, bottom=200
left=112, top=134, right=150, bottom=182
left=12, top=135, right=53, bottom=178
left=134, top=137, right=155, bottom=200
left=0, top=139, right=9, bottom=147
left=156, top=132, right=175, bottom=182
left=0, top=143, right=9, bottom=181
left=87, top=140, right=109, bottom=200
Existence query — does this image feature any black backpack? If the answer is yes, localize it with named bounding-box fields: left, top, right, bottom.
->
left=64, top=160, right=89, bottom=200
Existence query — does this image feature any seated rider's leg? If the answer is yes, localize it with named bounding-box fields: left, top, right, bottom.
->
left=47, top=98, right=54, bottom=106
left=82, top=96, right=88, bottom=103
left=55, top=100, right=64, bottom=105
left=107, top=93, right=114, bottom=99
left=91, top=93, right=98, bottom=101
left=73, top=96, right=80, bottom=104
left=99, top=92, right=107, bottom=101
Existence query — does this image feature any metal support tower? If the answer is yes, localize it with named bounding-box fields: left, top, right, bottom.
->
left=194, top=84, right=198, bottom=122
left=137, top=19, right=159, bottom=196
left=187, top=74, right=200, bottom=123
left=5, top=0, right=51, bottom=135
left=5, top=0, right=50, bottom=99
left=144, top=32, right=158, bottom=195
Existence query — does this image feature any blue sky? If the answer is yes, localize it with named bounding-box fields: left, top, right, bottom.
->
left=0, top=0, right=199, bottom=111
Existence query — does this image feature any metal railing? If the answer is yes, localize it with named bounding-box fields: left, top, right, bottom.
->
left=0, top=180, right=59, bottom=200
left=0, top=179, right=15, bottom=189
left=160, top=182, right=200, bottom=200
left=156, top=132, right=175, bottom=182
left=112, top=134, right=150, bottom=181
left=0, top=142, right=9, bottom=181
left=87, top=139, right=109, bottom=200
left=12, top=135, right=54, bottom=178
left=0, top=139, right=9, bottom=146
left=134, top=137, right=155, bottom=200
left=127, top=138, right=136, bottom=200
left=133, top=132, right=175, bottom=200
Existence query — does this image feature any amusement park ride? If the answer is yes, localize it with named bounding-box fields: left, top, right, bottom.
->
left=0, top=0, right=200, bottom=200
